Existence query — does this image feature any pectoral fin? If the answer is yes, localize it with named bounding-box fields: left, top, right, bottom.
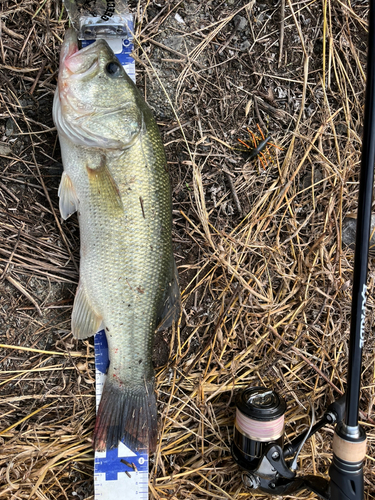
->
left=156, top=258, right=181, bottom=332
left=72, top=282, right=102, bottom=339
left=58, top=171, right=79, bottom=220
left=86, top=158, right=123, bottom=212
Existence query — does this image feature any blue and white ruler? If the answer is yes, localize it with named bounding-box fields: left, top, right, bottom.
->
left=80, top=15, right=135, bottom=81
left=79, top=14, right=148, bottom=500
left=94, top=331, right=148, bottom=500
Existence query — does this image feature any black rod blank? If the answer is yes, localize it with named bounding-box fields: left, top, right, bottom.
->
left=345, top=0, right=375, bottom=428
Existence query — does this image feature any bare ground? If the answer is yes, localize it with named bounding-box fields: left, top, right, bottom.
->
left=0, top=0, right=374, bottom=498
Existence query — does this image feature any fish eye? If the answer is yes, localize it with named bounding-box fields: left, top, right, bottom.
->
left=105, top=61, right=122, bottom=77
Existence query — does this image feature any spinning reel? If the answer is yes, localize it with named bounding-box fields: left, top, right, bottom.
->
left=231, top=388, right=366, bottom=499
left=230, top=2, right=375, bottom=497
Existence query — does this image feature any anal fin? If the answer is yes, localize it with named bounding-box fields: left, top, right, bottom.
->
left=72, top=282, right=102, bottom=339
left=58, top=171, right=79, bottom=220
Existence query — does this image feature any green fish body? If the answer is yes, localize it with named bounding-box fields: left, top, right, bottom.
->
left=53, top=29, right=180, bottom=451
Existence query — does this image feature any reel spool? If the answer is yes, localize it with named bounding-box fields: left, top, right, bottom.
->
left=232, top=387, right=286, bottom=471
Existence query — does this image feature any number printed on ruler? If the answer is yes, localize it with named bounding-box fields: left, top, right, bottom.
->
left=94, top=444, right=148, bottom=499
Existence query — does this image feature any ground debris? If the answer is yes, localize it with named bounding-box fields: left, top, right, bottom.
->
left=0, top=0, right=374, bottom=499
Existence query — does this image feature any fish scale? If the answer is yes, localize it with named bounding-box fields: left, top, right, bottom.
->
left=53, top=29, right=180, bottom=453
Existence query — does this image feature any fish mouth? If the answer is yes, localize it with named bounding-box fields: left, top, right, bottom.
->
left=58, top=30, right=105, bottom=114
left=61, top=29, right=112, bottom=80
left=59, top=28, right=79, bottom=65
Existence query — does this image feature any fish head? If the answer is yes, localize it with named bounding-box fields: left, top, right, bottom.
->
left=53, top=29, right=143, bottom=150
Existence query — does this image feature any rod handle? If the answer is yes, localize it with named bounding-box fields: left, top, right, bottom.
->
left=329, top=423, right=366, bottom=500
left=329, top=456, right=364, bottom=500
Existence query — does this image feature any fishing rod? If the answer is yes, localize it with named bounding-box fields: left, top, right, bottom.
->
left=231, top=1, right=375, bottom=498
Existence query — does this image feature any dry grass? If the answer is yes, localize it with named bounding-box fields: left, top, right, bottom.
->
left=0, top=0, right=374, bottom=498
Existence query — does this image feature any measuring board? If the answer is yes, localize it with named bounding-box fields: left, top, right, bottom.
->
left=94, top=331, right=148, bottom=500
left=80, top=14, right=135, bottom=82
left=79, top=14, right=148, bottom=500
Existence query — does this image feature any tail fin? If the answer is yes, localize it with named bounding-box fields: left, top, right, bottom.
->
left=93, top=380, right=157, bottom=452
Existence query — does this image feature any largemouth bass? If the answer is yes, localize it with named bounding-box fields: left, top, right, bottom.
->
left=53, top=29, right=180, bottom=452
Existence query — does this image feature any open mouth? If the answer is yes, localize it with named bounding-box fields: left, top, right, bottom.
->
left=60, top=29, right=79, bottom=64
left=61, top=29, right=103, bottom=79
